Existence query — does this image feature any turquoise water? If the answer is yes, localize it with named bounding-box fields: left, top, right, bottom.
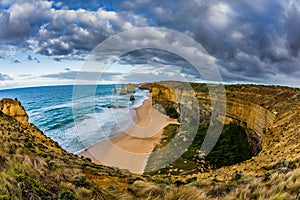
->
left=0, top=85, right=149, bottom=153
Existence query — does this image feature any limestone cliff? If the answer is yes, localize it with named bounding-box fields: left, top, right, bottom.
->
left=0, top=98, right=29, bottom=124
left=140, top=82, right=300, bottom=179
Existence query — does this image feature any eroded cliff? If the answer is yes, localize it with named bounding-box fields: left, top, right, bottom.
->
left=140, top=82, right=300, bottom=179
left=141, top=82, right=276, bottom=157
left=0, top=98, right=29, bottom=124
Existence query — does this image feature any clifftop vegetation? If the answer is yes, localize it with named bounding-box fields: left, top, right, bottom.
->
left=0, top=82, right=299, bottom=199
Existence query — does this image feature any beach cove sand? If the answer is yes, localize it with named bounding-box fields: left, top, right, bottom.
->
left=78, top=95, right=178, bottom=174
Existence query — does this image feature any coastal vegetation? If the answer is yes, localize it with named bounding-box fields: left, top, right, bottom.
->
left=146, top=122, right=252, bottom=176
left=0, top=82, right=299, bottom=199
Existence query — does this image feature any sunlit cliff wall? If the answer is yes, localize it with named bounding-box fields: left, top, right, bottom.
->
left=0, top=98, right=29, bottom=124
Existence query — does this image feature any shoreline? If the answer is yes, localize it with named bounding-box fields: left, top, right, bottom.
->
left=78, top=94, right=178, bottom=174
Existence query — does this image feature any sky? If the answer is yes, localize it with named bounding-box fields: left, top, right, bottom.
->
left=0, top=0, right=300, bottom=89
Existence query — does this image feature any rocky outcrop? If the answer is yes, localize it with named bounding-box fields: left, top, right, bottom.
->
left=120, top=84, right=127, bottom=95
left=0, top=98, right=144, bottom=199
left=130, top=94, right=135, bottom=101
left=127, top=83, right=136, bottom=93
left=0, top=98, right=29, bottom=124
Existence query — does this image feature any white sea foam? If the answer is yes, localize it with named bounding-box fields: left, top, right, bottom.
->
left=46, top=88, right=150, bottom=153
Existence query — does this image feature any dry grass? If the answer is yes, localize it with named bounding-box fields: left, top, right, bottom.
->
left=0, top=84, right=299, bottom=199
left=126, top=181, right=206, bottom=200
left=219, top=168, right=300, bottom=200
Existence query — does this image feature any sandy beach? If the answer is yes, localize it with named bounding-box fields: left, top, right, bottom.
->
left=78, top=95, right=178, bottom=174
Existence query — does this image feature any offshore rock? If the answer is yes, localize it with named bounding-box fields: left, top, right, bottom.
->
left=130, top=94, right=135, bottom=101
left=0, top=98, right=29, bottom=124
left=120, top=84, right=127, bottom=95
left=127, top=83, right=136, bottom=93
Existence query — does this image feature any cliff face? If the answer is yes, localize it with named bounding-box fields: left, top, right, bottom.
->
left=224, top=99, right=275, bottom=134
left=140, top=82, right=300, bottom=178
left=144, top=83, right=275, bottom=155
left=223, top=98, right=275, bottom=155
left=145, top=83, right=275, bottom=133
left=0, top=98, right=29, bottom=124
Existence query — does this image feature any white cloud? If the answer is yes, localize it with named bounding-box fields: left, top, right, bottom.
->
left=208, top=2, right=234, bottom=29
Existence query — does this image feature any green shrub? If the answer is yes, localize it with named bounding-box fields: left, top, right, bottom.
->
left=25, top=141, right=34, bottom=148
left=17, top=148, right=24, bottom=154
left=48, top=160, right=62, bottom=170
left=288, top=162, right=297, bottom=169
left=165, top=107, right=179, bottom=119
left=58, top=189, right=75, bottom=200
left=25, top=142, right=35, bottom=152
left=15, top=174, right=47, bottom=197
left=38, top=151, right=47, bottom=158
left=0, top=195, right=11, bottom=200
left=73, top=175, right=93, bottom=189
left=261, top=165, right=273, bottom=170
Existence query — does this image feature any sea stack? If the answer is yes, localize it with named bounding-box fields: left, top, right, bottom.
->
left=113, top=86, right=117, bottom=93
left=127, top=83, right=136, bottom=93
left=120, top=84, right=127, bottom=95
left=130, top=94, right=135, bottom=101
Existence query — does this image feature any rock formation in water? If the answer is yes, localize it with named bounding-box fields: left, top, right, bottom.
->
left=130, top=94, right=135, bottom=101
left=127, top=83, right=136, bottom=93
left=120, top=84, right=127, bottom=95
left=0, top=98, right=29, bottom=124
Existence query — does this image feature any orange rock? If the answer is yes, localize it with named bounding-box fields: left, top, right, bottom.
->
left=0, top=98, right=29, bottom=124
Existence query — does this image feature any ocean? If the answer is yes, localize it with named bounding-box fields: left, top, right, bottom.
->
left=0, top=85, right=149, bottom=153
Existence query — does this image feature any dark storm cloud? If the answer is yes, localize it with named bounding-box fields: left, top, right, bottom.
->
left=32, top=8, right=148, bottom=60
left=0, top=0, right=148, bottom=59
left=0, top=0, right=299, bottom=85
left=42, top=71, right=122, bottom=81
left=119, top=49, right=201, bottom=78
left=116, top=0, right=300, bottom=83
